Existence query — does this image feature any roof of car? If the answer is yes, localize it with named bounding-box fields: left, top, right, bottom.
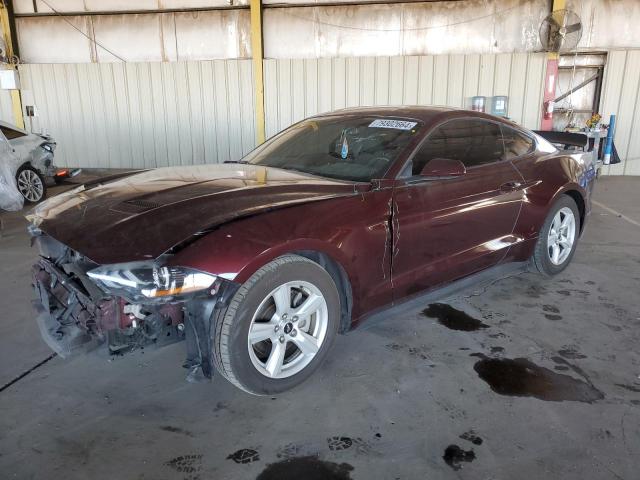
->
left=314, top=105, right=456, bottom=122
left=311, top=106, right=525, bottom=130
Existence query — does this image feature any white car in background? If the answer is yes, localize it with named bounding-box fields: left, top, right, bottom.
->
left=0, top=120, right=72, bottom=203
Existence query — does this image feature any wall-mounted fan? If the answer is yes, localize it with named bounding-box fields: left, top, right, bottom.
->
left=539, top=9, right=583, bottom=53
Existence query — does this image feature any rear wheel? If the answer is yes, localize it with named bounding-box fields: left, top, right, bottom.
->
left=532, top=195, right=581, bottom=275
left=213, top=254, right=340, bottom=395
left=16, top=165, right=47, bottom=203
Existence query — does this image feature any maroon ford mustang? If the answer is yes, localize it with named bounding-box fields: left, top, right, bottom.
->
left=27, top=107, right=596, bottom=394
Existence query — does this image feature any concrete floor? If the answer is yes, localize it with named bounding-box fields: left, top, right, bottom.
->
left=0, top=176, right=639, bottom=480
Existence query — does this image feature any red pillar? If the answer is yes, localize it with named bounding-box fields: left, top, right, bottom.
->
left=541, top=58, right=559, bottom=131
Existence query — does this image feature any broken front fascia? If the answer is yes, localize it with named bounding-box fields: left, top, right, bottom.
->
left=30, top=232, right=239, bottom=380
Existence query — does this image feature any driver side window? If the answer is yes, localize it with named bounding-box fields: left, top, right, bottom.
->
left=411, top=119, right=504, bottom=175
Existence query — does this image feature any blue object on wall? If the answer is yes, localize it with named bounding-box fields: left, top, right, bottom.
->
left=492, top=96, right=509, bottom=117
left=604, top=114, right=616, bottom=165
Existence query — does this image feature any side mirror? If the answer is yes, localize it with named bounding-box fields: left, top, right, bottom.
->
left=419, top=158, right=466, bottom=178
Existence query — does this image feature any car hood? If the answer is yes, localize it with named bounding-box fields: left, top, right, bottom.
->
left=9, top=132, right=53, bottom=157
left=29, top=164, right=364, bottom=264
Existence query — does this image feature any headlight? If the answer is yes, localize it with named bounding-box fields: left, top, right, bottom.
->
left=42, top=143, right=53, bottom=152
left=87, top=262, right=217, bottom=301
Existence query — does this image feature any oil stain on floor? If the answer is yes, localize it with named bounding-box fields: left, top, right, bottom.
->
left=473, top=356, right=604, bottom=403
left=422, top=303, right=489, bottom=331
left=256, top=456, right=354, bottom=480
left=442, top=445, right=476, bottom=470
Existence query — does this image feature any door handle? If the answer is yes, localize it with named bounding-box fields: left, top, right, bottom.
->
left=500, top=181, right=522, bottom=192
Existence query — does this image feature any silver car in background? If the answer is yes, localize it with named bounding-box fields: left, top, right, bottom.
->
left=0, top=120, right=59, bottom=203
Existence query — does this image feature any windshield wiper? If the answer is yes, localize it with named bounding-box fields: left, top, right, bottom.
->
left=224, top=160, right=249, bottom=164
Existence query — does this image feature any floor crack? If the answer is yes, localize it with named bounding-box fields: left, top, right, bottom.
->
left=0, top=353, right=57, bottom=394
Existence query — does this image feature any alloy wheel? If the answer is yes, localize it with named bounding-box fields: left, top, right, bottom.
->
left=17, top=169, right=44, bottom=202
left=247, top=280, right=328, bottom=379
left=547, top=206, right=576, bottom=265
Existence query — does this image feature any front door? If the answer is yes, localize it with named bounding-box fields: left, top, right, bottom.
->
left=391, top=118, right=524, bottom=301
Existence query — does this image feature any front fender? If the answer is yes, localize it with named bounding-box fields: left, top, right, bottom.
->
left=168, top=190, right=394, bottom=320
left=174, top=227, right=353, bottom=285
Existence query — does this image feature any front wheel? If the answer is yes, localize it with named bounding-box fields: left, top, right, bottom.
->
left=213, top=254, right=341, bottom=395
left=16, top=165, right=47, bottom=203
left=532, top=195, right=581, bottom=275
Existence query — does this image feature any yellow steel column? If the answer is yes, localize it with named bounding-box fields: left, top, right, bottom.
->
left=549, top=0, right=566, bottom=62
left=250, top=0, right=266, bottom=145
left=0, top=1, right=24, bottom=129
left=541, top=0, right=567, bottom=130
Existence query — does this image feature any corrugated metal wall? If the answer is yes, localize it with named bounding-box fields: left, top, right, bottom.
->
left=264, top=53, right=547, bottom=138
left=17, top=53, right=547, bottom=169
left=600, top=50, right=640, bottom=176
left=262, top=0, right=548, bottom=59
left=18, top=60, right=256, bottom=168
left=17, top=1, right=640, bottom=62
left=12, top=0, right=550, bottom=62
left=0, top=90, right=14, bottom=123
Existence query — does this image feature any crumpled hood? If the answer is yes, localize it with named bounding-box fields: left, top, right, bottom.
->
left=29, top=164, right=363, bottom=264
left=9, top=132, right=54, bottom=157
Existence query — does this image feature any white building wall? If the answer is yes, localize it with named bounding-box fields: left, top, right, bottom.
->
left=14, top=0, right=640, bottom=63
left=263, top=0, right=548, bottom=59
left=18, top=60, right=257, bottom=168
left=15, top=10, right=252, bottom=63
left=17, top=52, right=547, bottom=169
left=0, top=11, right=17, bottom=123
left=568, top=0, right=640, bottom=50
left=264, top=53, right=547, bottom=137
left=12, top=0, right=249, bottom=14
left=0, top=90, right=14, bottom=123
left=14, top=0, right=549, bottom=63
left=600, top=49, right=640, bottom=176
left=7, top=0, right=640, bottom=174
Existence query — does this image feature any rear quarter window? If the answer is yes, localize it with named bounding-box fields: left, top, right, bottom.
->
left=502, top=125, right=534, bottom=159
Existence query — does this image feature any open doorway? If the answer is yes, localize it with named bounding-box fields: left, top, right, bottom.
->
left=552, top=52, right=606, bottom=132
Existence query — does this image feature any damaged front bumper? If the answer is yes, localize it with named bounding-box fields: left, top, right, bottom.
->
left=32, top=257, right=185, bottom=358
left=31, top=237, right=239, bottom=381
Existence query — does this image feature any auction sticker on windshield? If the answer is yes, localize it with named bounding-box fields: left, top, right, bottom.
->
left=369, top=119, right=417, bottom=130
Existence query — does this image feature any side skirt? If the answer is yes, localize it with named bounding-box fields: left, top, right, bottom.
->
left=350, top=261, right=529, bottom=332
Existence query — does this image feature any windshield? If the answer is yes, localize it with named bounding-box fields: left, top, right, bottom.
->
left=0, top=125, right=26, bottom=140
left=244, top=116, right=422, bottom=182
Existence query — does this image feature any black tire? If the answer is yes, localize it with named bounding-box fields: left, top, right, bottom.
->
left=15, top=165, right=47, bottom=203
left=213, top=254, right=341, bottom=395
left=532, top=195, right=581, bottom=276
